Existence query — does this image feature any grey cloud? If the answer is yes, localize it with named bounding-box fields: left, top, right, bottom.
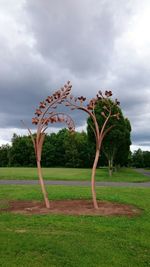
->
left=132, top=132, right=150, bottom=144
left=0, top=0, right=150, bottom=150
left=138, top=143, right=150, bottom=147
left=25, top=0, right=131, bottom=77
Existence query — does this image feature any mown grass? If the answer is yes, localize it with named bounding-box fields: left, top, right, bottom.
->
left=0, top=167, right=149, bottom=182
left=0, top=185, right=150, bottom=267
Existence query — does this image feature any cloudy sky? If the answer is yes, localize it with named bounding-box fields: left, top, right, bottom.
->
left=0, top=0, right=150, bottom=151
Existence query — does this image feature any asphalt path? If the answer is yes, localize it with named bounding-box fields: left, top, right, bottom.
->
left=0, top=169, right=149, bottom=187
left=0, top=179, right=150, bottom=187
left=134, top=168, right=150, bottom=176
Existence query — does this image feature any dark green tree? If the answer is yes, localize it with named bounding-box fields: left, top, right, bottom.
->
left=64, top=130, right=91, bottom=168
left=41, top=133, right=58, bottom=167
left=9, top=134, right=35, bottom=166
left=131, top=149, right=150, bottom=168
left=55, top=129, right=69, bottom=166
left=114, top=118, right=131, bottom=168
left=75, top=131, right=92, bottom=168
left=0, top=144, right=10, bottom=166
left=87, top=99, right=131, bottom=175
left=143, top=151, right=150, bottom=168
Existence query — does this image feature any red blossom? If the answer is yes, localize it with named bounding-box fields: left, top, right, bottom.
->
left=39, top=101, right=46, bottom=108
left=105, top=90, right=112, bottom=97
left=35, top=109, right=42, bottom=116
left=32, top=117, right=39, bottom=124
left=87, top=104, right=93, bottom=110
left=115, top=99, right=120, bottom=105
left=96, top=94, right=102, bottom=100
left=46, top=96, right=52, bottom=103
left=78, top=96, right=86, bottom=102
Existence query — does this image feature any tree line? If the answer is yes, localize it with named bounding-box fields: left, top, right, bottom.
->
left=1, top=135, right=149, bottom=169
left=131, top=149, right=150, bottom=168
left=0, top=127, right=130, bottom=169
left=0, top=131, right=149, bottom=170
left=0, top=130, right=100, bottom=168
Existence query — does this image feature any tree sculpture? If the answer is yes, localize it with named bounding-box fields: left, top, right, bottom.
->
left=22, top=81, right=75, bottom=208
left=64, top=90, right=120, bottom=209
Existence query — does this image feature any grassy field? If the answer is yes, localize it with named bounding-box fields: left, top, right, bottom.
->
left=0, top=167, right=149, bottom=182
left=0, top=185, right=150, bottom=267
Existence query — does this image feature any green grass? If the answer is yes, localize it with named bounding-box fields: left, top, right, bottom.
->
left=0, top=185, right=150, bottom=267
left=0, top=167, right=149, bottom=182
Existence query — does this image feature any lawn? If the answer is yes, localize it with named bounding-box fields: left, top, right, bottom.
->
left=0, top=167, right=149, bottom=182
left=0, top=185, right=150, bottom=267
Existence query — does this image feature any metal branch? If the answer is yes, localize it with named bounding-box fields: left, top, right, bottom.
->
left=20, top=120, right=36, bottom=150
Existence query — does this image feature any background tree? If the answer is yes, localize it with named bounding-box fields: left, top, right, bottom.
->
left=54, top=129, right=69, bottom=166
left=41, top=133, right=58, bottom=167
left=0, top=144, right=10, bottom=167
left=75, top=131, right=92, bottom=168
left=9, top=134, right=35, bottom=167
left=131, top=149, right=144, bottom=168
left=87, top=100, right=131, bottom=176
left=64, top=130, right=91, bottom=168
left=143, top=151, right=150, bottom=168
left=114, top=118, right=131, bottom=168
left=131, top=149, right=150, bottom=168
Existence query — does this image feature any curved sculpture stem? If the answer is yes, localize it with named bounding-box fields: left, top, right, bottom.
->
left=91, top=149, right=100, bottom=209
left=37, top=160, right=50, bottom=209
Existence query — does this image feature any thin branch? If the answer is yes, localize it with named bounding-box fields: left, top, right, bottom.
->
left=89, top=122, right=97, bottom=140
left=65, top=98, right=101, bottom=150
left=20, top=120, right=35, bottom=148
left=101, top=125, right=115, bottom=141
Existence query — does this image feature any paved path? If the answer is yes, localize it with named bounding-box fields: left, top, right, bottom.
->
left=134, top=168, right=150, bottom=176
left=0, top=180, right=150, bottom=187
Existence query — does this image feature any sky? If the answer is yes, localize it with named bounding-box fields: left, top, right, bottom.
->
left=0, top=0, right=150, bottom=151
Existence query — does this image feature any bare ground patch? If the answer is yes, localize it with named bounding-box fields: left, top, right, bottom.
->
left=0, top=199, right=141, bottom=217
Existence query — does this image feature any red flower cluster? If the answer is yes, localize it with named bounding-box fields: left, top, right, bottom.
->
left=87, top=98, right=97, bottom=110
left=39, top=101, right=46, bottom=109
left=78, top=96, right=86, bottom=102
left=105, top=90, right=112, bottom=97
left=33, top=81, right=73, bottom=122
left=32, top=117, right=39, bottom=124
left=115, top=99, right=120, bottom=105
left=35, top=109, right=42, bottom=116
